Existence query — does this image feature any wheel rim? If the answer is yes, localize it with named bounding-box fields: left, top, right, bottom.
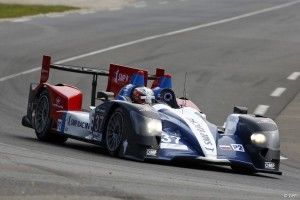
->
left=35, top=96, right=50, bottom=133
left=106, top=112, right=123, bottom=152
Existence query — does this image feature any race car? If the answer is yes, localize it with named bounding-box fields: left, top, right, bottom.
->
left=22, top=55, right=282, bottom=175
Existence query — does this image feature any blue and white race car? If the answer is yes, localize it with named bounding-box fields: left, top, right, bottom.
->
left=22, top=55, right=282, bottom=175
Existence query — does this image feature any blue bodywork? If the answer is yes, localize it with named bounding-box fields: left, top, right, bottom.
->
left=154, top=108, right=252, bottom=163
left=116, top=71, right=281, bottom=174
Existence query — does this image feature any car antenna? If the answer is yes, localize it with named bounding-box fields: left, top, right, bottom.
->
left=182, top=72, right=188, bottom=107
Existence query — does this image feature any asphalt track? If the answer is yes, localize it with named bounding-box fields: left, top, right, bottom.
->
left=0, top=0, right=300, bottom=199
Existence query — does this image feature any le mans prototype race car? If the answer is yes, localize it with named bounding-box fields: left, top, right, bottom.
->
left=22, top=56, right=282, bottom=175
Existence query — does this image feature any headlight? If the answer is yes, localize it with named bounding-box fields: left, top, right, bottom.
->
left=250, top=133, right=266, bottom=145
left=147, top=119, right=162, bottom=134
left=130, top=111, right=162, bottom=136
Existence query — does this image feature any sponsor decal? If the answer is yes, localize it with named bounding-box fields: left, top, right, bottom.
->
left=67, top=115, right=90, bottom=130
left=114, top=70, right=129, bottom=84
left=138, top=105, right=155, bottom=112
left=61, top=112, right=91, bottom=137
left=53, top=96, right=64, bottom=110
left=231, top=144, right=245, bottom=152
left=219, top=144, right=232, bottom=151
left=187, top=118, right=214, bottom=151
left=146, top=149, right=157, bottom=156
left=265, top=162, right=275, bottom=170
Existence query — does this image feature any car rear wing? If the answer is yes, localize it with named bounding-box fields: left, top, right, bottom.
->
left=40, top=55, right=166, bottom=106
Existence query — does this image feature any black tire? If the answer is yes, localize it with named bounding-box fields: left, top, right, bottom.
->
left=34, top=90, right=67, bottom=144
left=231, top=164, right=254, bottom=175
left=105, top=107, right=129, bottom=157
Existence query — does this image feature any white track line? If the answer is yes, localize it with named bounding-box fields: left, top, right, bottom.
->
left=287, top=72, right=300, bottom=80
left=253, top=105, right=269, bottom=116
left=1, top=0, right=300, bottom=82
left=0, top=68, right=41, bottom=81
left=270, top=87, right=286, bottom=97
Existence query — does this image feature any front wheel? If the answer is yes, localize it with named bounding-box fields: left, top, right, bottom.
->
left=34, top=90, right=67, bottom=144
left=105, top=108, right=129, bottom=157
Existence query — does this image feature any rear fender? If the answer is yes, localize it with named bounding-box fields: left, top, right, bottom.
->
left=43, top=83, right=82, bottom=130
left=23, top=82, right=83, bottom=128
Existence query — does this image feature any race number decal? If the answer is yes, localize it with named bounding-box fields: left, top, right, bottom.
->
left=161, top=132, right=180, bottom=144
left=160, top=132, right=188, bottom=151
left=231, top=144, right=245, bottom=152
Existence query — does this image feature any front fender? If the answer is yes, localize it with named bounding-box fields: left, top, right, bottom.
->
left=94, top=100, right=162, bottom=146
left=224, top=114, right=280, bottom=172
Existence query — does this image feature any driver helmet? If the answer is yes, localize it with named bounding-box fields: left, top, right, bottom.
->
left=132, top=87, right=154, bottom=104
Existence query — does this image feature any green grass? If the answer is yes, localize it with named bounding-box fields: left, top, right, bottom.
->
left=0, top=3, right=78, bottom=19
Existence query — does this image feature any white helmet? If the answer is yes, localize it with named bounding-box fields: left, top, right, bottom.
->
left=132, top=87, right=154, bottom=104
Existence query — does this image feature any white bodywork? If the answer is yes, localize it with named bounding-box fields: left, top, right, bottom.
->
left=153, top=104, right=217, bottom=158
left=57, top=108, right=102, bottom=142
left=57, top=111, right=92, bottom=137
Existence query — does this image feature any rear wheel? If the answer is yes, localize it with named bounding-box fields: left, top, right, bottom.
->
left=34, top=90, right=67, bottom=143
left=105, top=108, right=129, bottom=157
